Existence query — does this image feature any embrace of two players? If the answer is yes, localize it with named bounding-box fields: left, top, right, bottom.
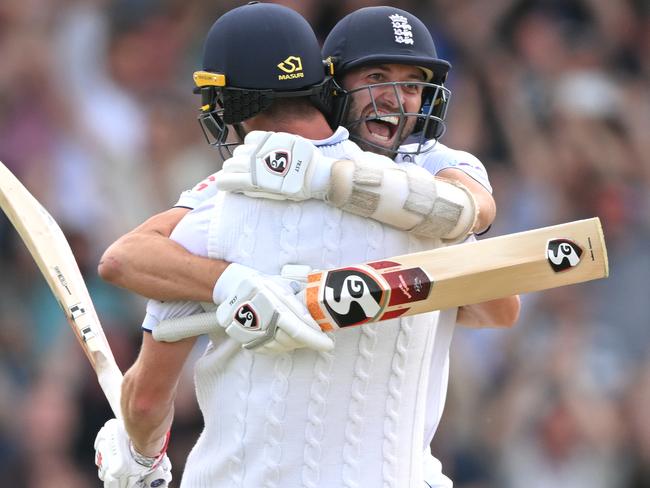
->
left=93, top=3, right=520, bottom=488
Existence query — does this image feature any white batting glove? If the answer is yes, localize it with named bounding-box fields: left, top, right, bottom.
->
left=216, top=131, right=336, bottom=201
left=214, top=263, right=333, bottom=354
left=94, top=419, right=172, bottom=488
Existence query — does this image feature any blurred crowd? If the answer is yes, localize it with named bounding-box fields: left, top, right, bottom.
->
left=0, top=0, right=648, bottom=486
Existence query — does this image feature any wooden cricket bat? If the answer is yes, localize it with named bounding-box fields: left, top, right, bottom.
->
left=0, top=161, right=123, bottom=417
left=307, top=217, right=608, bottom=330
left=154, top=217, right=608, bottom=341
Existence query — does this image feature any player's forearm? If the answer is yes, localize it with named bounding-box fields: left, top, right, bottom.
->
left=456, top=295, right=521, bottom=328
left=122, top=389, right=173, bottom=457
left=100, top=231, right=225, bottom=301
left=122, top=373, right=174, bottom=456
left=99, top=208, right=225, bottom=302
left=122, top=335, right=196, bottom=456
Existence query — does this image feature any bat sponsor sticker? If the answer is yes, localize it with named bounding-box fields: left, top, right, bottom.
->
left=54, top=266, right=72, bottom=295
left=321, top=267, right=387, bottom=328
left=382, top=267, right=432, bottom=306
left=80, top=326, right=96, bottom=342
left=547, top=239, right=583, bottom=272
left=69, top=303, right=87, bottom=318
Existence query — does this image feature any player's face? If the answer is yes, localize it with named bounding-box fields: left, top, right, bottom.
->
left=342, top=64, right=426, bottom=156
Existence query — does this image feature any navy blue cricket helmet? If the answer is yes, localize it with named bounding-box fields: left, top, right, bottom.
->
left=194, top=2, right=333, bottom=150
left=323, top=6, right=452, bottom=155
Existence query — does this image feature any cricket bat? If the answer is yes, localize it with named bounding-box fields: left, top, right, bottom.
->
left=0, top=161, right=123, bottom=417
left=154, top=217, right=608, bottom=341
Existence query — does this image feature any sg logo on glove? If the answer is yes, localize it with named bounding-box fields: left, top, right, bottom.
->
left=235, top=303, right=260, bottom=330
left=263, top=150, right=290, bottom=175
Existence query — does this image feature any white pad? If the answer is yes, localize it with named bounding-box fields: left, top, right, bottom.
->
left=327, top=158, right=478, bottom=242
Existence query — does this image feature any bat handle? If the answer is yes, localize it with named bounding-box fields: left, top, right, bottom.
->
left=154, top=312, right=219, bottom=342
left=94, top=355, right=124, bottom=419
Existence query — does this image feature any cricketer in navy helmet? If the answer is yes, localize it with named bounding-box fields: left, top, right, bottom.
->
left=321, top=8, right=509, bottom=487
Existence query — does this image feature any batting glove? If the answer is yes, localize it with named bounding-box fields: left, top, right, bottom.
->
left=216, top=131, right=336, bottom=201
left=214, top=263, right=333, bottom=354
left=94, top=419, right=172, bottom=488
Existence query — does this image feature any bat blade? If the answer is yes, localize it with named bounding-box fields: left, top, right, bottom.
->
left=154, top=217, right=608, bottom=342
left=0, top=161, right=123, bottom=417
left=306, top=217, right=609, bottom=330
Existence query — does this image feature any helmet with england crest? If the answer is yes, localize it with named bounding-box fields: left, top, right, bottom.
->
left=323, top=6, right=452, bottom=155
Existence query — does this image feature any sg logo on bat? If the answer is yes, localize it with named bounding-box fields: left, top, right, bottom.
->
left=546, top=238, right=583, bottom=272
left=318, top=263, right=433, bottom=329
left=321, top=267, right=387, bottom=328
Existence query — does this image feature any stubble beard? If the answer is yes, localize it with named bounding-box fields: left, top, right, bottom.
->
left=343, top=99, right=417, bottom=159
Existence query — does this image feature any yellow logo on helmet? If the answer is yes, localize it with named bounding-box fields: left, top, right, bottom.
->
left=277, top=56, right=305, bottom=81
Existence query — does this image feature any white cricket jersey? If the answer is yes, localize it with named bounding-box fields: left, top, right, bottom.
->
left=152, top=131, right=492, bottom=488
left=396, top=140, right=492, bottom=194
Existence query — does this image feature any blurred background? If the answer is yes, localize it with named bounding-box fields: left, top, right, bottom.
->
left=0, top=0, right=648, bottom=486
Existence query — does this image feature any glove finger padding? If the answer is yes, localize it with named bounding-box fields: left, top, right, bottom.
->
left=221, top=156, right=252, bottom=174
left=230, top=131, right=270, bottom=158
left=279, top=263, right=312, bottom=285
left=263, top=278, right=332, bottom=351
left=216, top=131, right=270, bottom=193
left=217, top=172, right=261, bottom=197
left=242, top=130, right=272, bottom=148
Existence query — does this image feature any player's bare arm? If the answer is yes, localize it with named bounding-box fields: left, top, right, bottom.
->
left=93, top=332, right=194, bottom=486
left=457, top=295, right=521, bottom=328
left=121, top=333, right=197, bottom=455
left=98, top=207, right=227, bottom=302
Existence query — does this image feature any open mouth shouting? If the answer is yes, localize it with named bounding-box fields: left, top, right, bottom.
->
left=344, top=96, right=419, bottom=155
left=365, top=113, right=401, bottom=143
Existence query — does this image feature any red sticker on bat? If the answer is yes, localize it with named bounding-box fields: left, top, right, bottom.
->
left=382, top=267, right=432, bottom=306
left=367, top=260, right=401, bottom=270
